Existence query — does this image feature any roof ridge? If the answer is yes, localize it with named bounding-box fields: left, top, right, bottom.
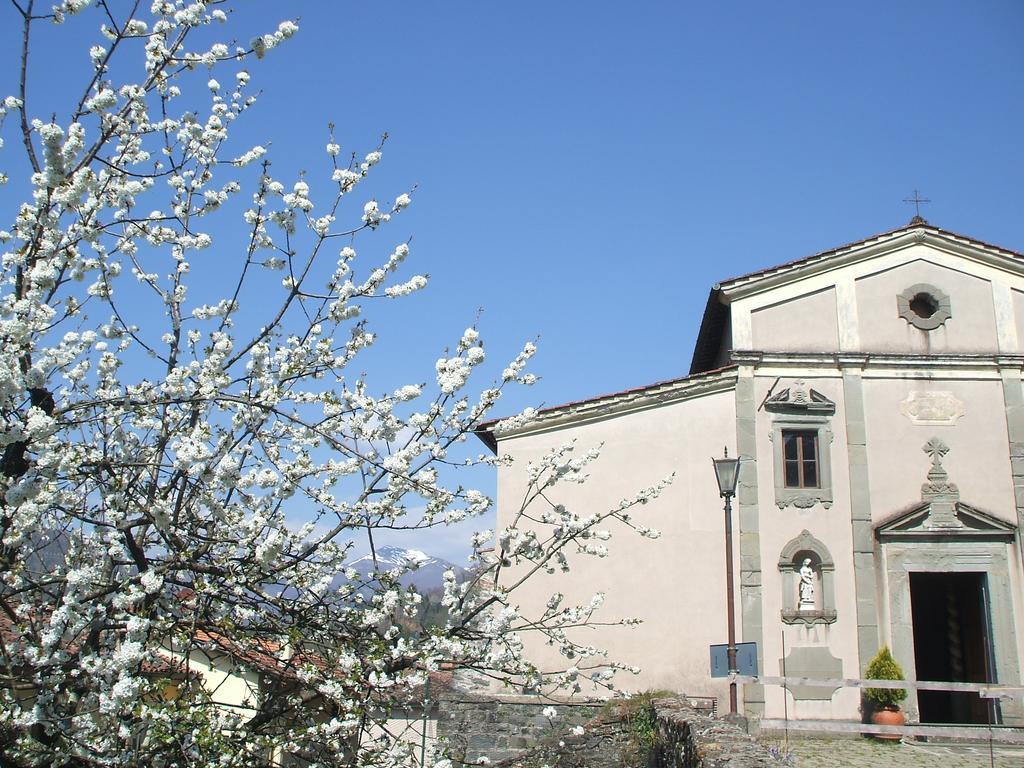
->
left=717, top=222, right=1024, bottom=289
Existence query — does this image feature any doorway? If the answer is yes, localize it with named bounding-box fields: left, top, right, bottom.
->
left=909, top=572, right=1000, bottom=724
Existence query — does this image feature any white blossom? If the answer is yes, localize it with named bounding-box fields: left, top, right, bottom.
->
left=362, top=199, right=389, bottom=228
left=0, top=6, right=657, bottom=764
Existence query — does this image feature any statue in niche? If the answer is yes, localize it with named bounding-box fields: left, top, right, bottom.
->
left=798, top=557, right=816, bottom=610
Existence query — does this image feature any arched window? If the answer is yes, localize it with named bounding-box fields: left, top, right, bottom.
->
left=778, top=530, right=837, bottom=625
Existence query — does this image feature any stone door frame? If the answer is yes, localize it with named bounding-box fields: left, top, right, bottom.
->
left=881, top=540, right=1023, bottom=725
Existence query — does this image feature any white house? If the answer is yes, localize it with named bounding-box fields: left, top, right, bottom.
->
left=478, top=220, right=1024, bottom=727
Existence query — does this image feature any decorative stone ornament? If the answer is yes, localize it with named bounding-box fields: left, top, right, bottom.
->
left=764, top=381, right=836, bottom=415
left=786, top=493, right=825, bottom=509
left=897, top=283, right=951, bottom=330
left=920, top=437, right=960, bottom=528
left=875, top=439, right=1019, bottom=540
left=899, top=391, right=966, bottom=426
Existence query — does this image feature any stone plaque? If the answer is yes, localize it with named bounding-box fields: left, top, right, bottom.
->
left=899, top=391, right=965, bottom=426
left=780, top=646, right=843, bottom=701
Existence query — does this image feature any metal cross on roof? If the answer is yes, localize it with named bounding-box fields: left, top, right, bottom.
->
left=903, top=189, right=931, bottom=222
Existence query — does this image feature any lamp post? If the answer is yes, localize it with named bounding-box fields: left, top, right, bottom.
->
left=712, top=446, right=741, bottom=717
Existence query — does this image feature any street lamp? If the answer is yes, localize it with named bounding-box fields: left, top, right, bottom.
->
left=712, top=446, right=741, bottom=717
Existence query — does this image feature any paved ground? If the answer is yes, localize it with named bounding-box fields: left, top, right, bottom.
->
left=760, top=736, right=1024, bottom=767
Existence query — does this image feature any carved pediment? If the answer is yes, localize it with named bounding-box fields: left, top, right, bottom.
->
left=764, top=380, right=836, bottom=415
left=876, top=501, right=1016, bottom=541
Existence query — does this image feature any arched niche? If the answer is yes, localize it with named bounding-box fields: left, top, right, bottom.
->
left=778, top=530, right=837, bottom=625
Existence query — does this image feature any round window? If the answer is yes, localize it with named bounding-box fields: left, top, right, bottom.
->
left=898, top=283, right=951, bottom=331
left=908, top=292, right=939, bottom=319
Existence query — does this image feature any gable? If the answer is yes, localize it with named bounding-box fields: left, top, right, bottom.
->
left=691, top=223, right=1024, bottom=370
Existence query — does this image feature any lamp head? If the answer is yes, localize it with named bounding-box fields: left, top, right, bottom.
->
left=712, top=446, right=741, bottom=498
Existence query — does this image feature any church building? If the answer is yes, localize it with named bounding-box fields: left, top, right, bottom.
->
left=478, top=220, right=1024, bottom=726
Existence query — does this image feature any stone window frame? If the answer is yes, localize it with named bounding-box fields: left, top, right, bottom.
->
left=897, top=282, right=951, bottom=331
left=770, top=415, right=834, bottom=509
left=781, top=428, right=820, bottom=489
left=778, top=530, right=837, bottom=626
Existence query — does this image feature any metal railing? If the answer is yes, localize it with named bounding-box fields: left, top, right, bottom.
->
left=734, top=674, right=1024, bottom=743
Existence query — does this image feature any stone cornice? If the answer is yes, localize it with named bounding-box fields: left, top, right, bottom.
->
left=732, top=350, right=1024, bottom=374
left=781, top=609, right=838, bottom=626
left=478, top=367, right=738, bottom=447
left=478, top=350, right=1024, bottom=450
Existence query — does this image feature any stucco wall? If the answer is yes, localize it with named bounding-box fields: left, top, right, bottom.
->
left=855, top=259, right=998, bottom=354
left=495, top=388, right=738, bottom=699
left=862, top=378, right=1014, bottom=522
left=751, top=287, right=839, bottom=353
left=160, top=649, right=261, bottom=717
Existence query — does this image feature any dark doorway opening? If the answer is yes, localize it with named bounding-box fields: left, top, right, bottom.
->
left=909, top=572, right=1000, bottom=724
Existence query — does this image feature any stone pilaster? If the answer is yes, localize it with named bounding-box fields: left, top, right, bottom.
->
left=735, top=366, right=764, bottom=716
left=839, top=357, right=880, bottom=669
left=999, top=362, right=1024, bottom=541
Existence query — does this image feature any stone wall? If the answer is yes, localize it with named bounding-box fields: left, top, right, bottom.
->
left=498, top=714, right=637, bottom=768
left=651, top=699, right=785, bottom=768
left=437, top=694, right=785, bottom=768
left=436, top=695, right=601, bottom=764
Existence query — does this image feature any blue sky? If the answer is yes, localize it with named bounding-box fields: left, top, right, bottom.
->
left=250, top=0, right=1023, bottom=408
left=2, top=2, right=1022, bottom=562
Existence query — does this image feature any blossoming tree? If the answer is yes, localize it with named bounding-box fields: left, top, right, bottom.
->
left=0, top=2, right=666, bottom=765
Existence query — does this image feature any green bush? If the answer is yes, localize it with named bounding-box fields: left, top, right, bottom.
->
left=864, top=646, right=907, bottom=709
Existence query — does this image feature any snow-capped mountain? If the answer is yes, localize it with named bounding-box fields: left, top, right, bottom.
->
left=348, top=545, right=467, bottom=591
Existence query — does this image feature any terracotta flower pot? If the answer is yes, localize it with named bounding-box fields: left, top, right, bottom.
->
left=870, top=706, right=905, bottom=740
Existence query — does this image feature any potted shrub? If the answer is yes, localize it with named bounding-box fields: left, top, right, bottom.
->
left=864, top=646, right=907, bottom=739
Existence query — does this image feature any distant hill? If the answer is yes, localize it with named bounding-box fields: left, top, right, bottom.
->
left=348, top=545, right=468, bottom=592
